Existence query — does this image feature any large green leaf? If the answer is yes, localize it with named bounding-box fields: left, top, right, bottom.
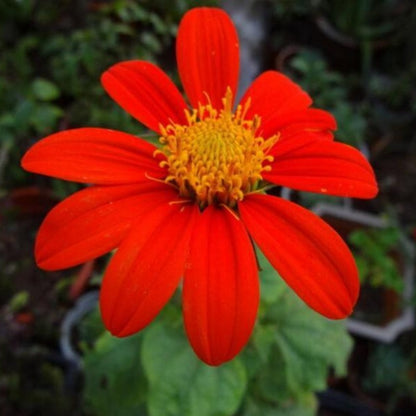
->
left=258, top=291, right=352, bottom=401
left=83, top=331, right=147, bottom=416
left=142, top=317, right=247, bottom=416
left=252, top=249, right=353, bottom=404
left=256, top=341, right=293, bottom=403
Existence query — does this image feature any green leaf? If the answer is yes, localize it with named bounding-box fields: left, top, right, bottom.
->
left=257, top=343, right=293, bottom=403
left=257, top=247, right=286, bottom=305
left=32, top=78, right=60, bottom=101
left=239, top=324, right=276, bottom=380
left=142, top=319, right=247, bottom=416
left=8, top=291, right=29, bottom=312
left=83, top=331, right=147, bottom=416
left=30, top=103, right=63, bottom=133
left=14, top=100, right=34, bottom=130
left=245, top=248, right=352, bottom=408
left=262, top=292, right=353, bottom=398
left=252, top=324, right=276, bottom=363
left=0, top=112, right=15, bottom=129
left=77, top=306, right=106, bottom=351
left=349, top=227, right=403, bottom=293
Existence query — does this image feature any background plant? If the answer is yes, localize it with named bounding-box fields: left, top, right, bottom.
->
left=349, top=227, right=403, bottom=294
left=0, top=0, right=217, bottom=191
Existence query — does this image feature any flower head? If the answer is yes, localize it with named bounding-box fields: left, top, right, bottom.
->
left=158, top=88, right=278, bottom=208
left=21, top=7, right=378, bottom=366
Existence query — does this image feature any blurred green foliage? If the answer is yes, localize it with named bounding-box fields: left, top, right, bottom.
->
left=7, top=290, right=30, bottom=313
left=271, top=0, right=416, bottom=160
left=267, top=0, right=314, bottom=19
left=0, top=345, right=74, bottom=415
left=363, top=343, right=409, bottom=394
left=288, top=49, right=367, bottom=148
left=319, top=0, right=408, bottom=41
left=362, top=342, right=416, bottom=413
left=0, top=0, right=217, bottom=190
left=349, top=227, right=403, bottom=293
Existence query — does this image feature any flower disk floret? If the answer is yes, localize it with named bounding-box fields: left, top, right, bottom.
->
left=158, top=88, right=278, bottom=208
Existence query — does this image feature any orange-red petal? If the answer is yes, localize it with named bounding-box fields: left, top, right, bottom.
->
left=35, top=182, right=173, bottom=270
left=240, top=70, right=312, bottom=138
left=274, top=108, right=337, bottom=141
left=100, top=201, right=199, bottom=337
left=21, top=128, right=164, bottom=184
left=101, top=61, right=188, bottom=133
left=176, top=7, right=239, bottom=109
left=239, top=193, right=359, bottom=319
left=183, top=206, right=259, bottom=366
left=265, top=136, right=378, bottom=198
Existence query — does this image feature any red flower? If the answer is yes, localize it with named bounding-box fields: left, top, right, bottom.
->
left=21, top=7, right=377, bottom=366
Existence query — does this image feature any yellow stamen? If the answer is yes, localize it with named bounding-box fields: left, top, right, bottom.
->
left=157, top=88, right=279, bottom=209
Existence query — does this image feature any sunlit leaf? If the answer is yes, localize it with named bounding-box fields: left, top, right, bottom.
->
left=32, top=78, right=60, bottom=101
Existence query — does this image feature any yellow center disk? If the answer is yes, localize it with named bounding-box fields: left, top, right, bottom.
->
left=157, top=88, right=279, bottom=208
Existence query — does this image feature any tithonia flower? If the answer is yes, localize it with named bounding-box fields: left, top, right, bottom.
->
left=22, top=7, right=378, bottom=366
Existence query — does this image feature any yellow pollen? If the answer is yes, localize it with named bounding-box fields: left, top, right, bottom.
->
left=157, top=88, right=279, bottom=208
